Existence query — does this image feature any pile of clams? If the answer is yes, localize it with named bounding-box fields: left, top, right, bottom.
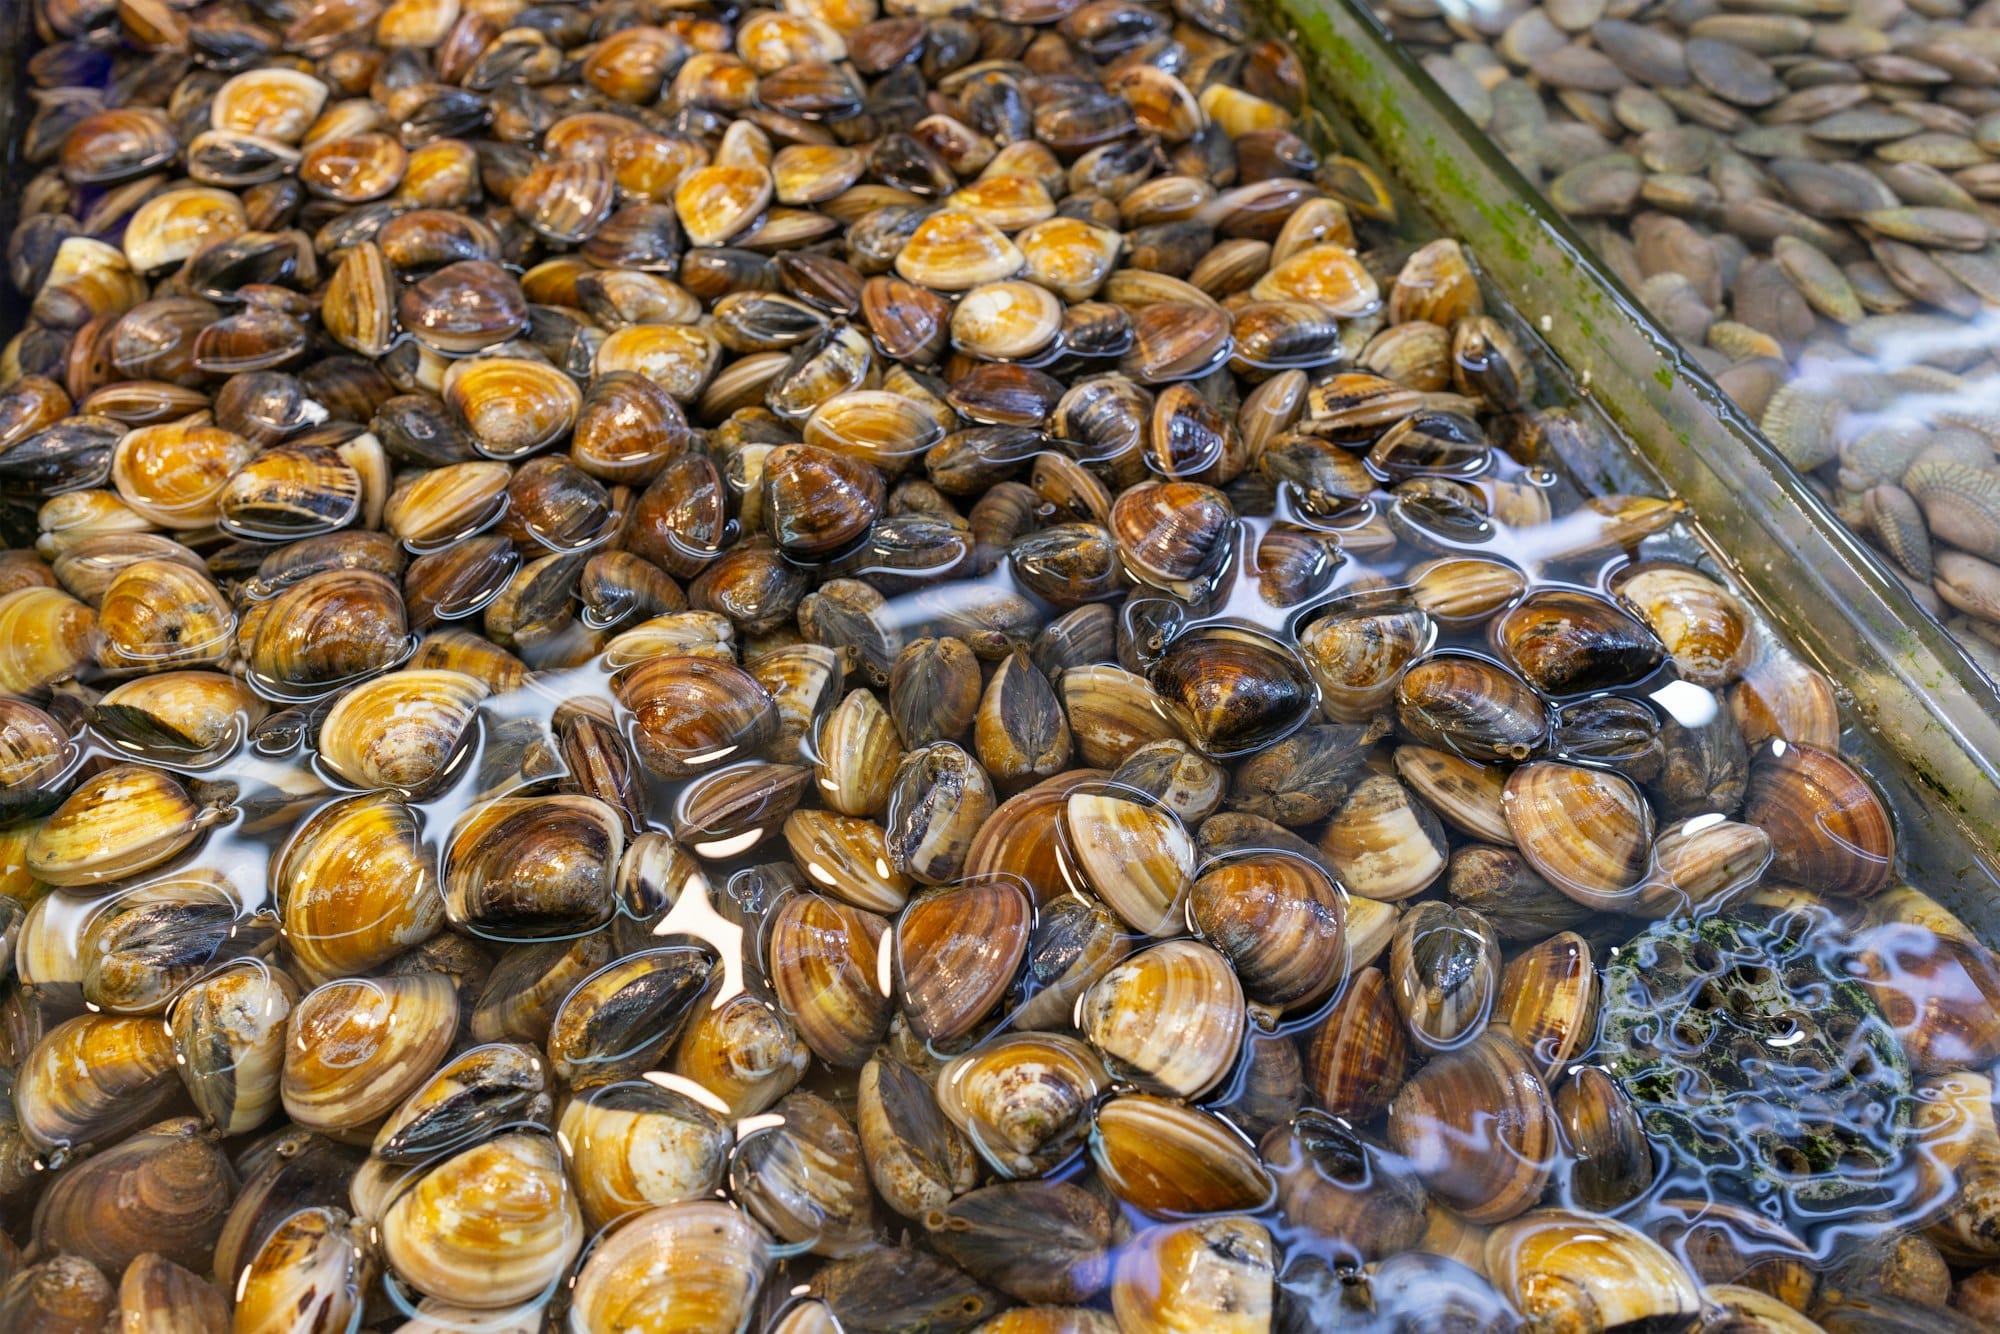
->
left=0, top=0, right=1994, bottom=1327
left=1371, top=0, right=2000, bottom=680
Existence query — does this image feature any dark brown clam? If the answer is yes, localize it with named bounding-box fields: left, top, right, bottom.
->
left=392, top=258, right=524, bottom=354
left=1493, top=589, right=1667, bottom=696
left=763, top=443, right=886, bottom=559
left=1396, top=653, right=1548, bottom=762
left=894, top=877, right=1031, bottom=1043
left=1148, top=627, right=1316, bottom=758
left=616, top=654, right=781, bottom=780
left=1741, top=741, right=1895, bottom=898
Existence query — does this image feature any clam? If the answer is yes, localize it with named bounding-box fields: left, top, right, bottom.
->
left=1012, top=892, right=1132, bottom=1031
left=927, top=1181, right=1112, bottom=1305
left=617, top=655, right=780, bottom=780
left=376, top=1048, right=556, bottom=1160
left=1857, top=884, right=2000, bottom=1075
left=1090, top=1094, right=1275, bottom=1217
left=896, top=211, right=1024, bottom=290
left=857, top=1053, right=977, bottom=1220
left=783, top=809, right=913, bottom=913
left=0, top=588, right=94, bottom=691
left=169, top=962, right=297, bottom=1137
left=1387, top=1027, right=1556, bottom=1224
left=247, top=569, right=412, bottom=699
left=1112, top=739, right=1225, bottom=825
left=767, top=891, right=892, bottom=1068
left=1261, top=1111, right=1428, bottom=1264
left=1497, top=931, right=1599, bottom=1082
left=1078, top=940, right=1245, bottom=1099
left=31, top=1116, right=237, bottom=1275
left=894, top=877, right=1031, bottom=1043
left=1635, top=816, right=1774, bottom=918
left=1061, top=789, right=1195, bottom=935
left=763, top=443, right=885, bottom=559
left=1389, top=900, right=1501, bottom=1055
left=318, top=669, right=486, bottom=793
left=671, top=977, right=809, bottom=1119
left=1486, top=1210, right=1701, bottom=1331
left=1741, top=741, right=1895, bottom=898
left=814, top=688, right=904, bottom=817
left=273, top=792, right=443, bottom=983
left=114, top=1253, right=230, bottom=1333
left=730, top=1090, right=875, bottom=1257
left=1299, top=607, right=1435, bottom=723
left=1503, top=761, right=1655, bottom=910
left=1493, top=588, right=1667, bottom=695
left=26, top=762, right=209, bottom=889
left=1302, top=965, right=1409, bottom=1121
left=567, top=1202, right=771, bottom=1334
left=14, top=1013, right=182, bottom=1160
left=380, top=1132, right=583, bottom=1308
left=1111, top=1216, right=1274, bottom=1334
left=1318, top=773, right=1449, bottom=902
left=231, top=1208, right=371, bottom=1334
left=1395, top=744, right=1514, bottom=845
left=1059, top=664, right=1194, bottom=769
left=1614, top=564, right=1753, bottom=689
left=1396, top=653, right=1548, bottom=762
left=546, top=947, right=713, bottom=1088
left=78, top=876, right=269, bottom=1015
left=444, top=795, right=623, bottom=939
left=556, top=1081, right=731, bottom=1230
left=976, top=647, right=1073, bottom=786
left=935, top=1033, right=1109, bottom=1179
left=1147, top=628, right=1316, bottom=758
left=281, top=974, right=458, bottom=1142
left=886, top=742, right=996, bottom=886
left=95, top=559, right=235, bottom=673
left=1109, top=480, right=1234, bottom=600
left=1555, top=1067, right=1654, bottom=1213
left=1187, top=852, right=1346, bottom=1010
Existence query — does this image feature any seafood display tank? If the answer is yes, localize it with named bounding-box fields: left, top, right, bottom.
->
left=1353, top=0, right=2000, bottom=715
left=2, top=0, right=2000, bottom=1328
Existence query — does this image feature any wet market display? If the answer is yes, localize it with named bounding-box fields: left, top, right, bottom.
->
left=2, top=0, right=2000, bottom=1330
left=1369, top=0, right=2000, bottom=679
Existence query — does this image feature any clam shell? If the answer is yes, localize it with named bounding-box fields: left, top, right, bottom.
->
left=556, top=1081, right=732, bottom=1230
left=1111, top=1216, right=1273, bottom=1334
left=14, top=1013, right=181, bottom=1161
left=1389, top=901, right=1501, bottom=1055
left=1503, top=761, right=1655, bottom=910
left=1078, top=939, right=1245, bottom=1099
left=1387, top=1027, right=1556, bottom=1225
left=1302, top=965, right=1408, bottom=1121
left=857, top=1053, right=977, bottom=1221
left=568, top=1202, right=771, bottom=1334
left=1060, top=790, right=1194, bottom=936
left=1318, top=773, right=1449, bottom=903
left=170, top=961, right=297, bottom=1136
left=767, top=891, right=892, bottom=1068
left=26, top=762, right=204, bottom=888
left=1615, top=565, right=1752, bottom=689
left=1187, top=852, right=1345, bottom=1010
left=1741, top=742, right=1895, bottom=898
left=273, top=792, right=444, bottom=983
left=546, top=946, right=713, bottom=1088
left=894, top=878, right=1030, bottom=1043
left=1486, top=1209, right=1700, bottom=1331
left=281, top=974, right=459, bottom=1142
left=232, top=1208, right=370, bottom=1334
left=1497, top=931, right=1598, bottom=1082
left=730, top=1090, right=875, bottom=1257
left=1394, top=744, right=1513, bottom=845
left=936, top=1032, right=1109, bottom=1179
left=31, top=1116, right=237, bottom=1275
left=380, top=1131, right=582, bottom=1308
left=1090, top=1094, right=1275, bottom=1217
left=617, top=654, right=781, bottom=781
left=444, top=795, right=623, bottom=939
left=783, top=809, right=913, bottom=913
left=926, top=1180, right=1112, bottom=1305
left=318, top=668, right=486, bottom=792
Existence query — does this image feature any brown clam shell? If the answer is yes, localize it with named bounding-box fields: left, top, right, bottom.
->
left=894, top=878, right=1031, bottom=1044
